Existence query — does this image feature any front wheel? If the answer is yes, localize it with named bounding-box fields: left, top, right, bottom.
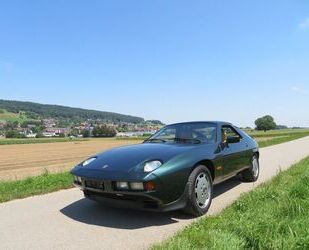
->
left=183, top=165, right=213, bottom=217
left=241, top=155, right=260, bottom=182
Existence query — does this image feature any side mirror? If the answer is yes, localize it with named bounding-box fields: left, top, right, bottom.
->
left=227, top=136, right=240, bottom=143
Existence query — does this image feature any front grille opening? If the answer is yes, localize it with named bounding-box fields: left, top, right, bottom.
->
left=85, top=190, right=159, bottom=209
left=84, top=179, right=104, bottom=190
left=74, top=180, right=82, bottom=185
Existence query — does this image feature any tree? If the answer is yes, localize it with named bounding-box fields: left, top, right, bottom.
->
left=82, top=130, right=90, bottom=138
left=92, top=125, right=116, bottom=137
left=5, top=130, right=25, bottom=138
left=4, top=121, right=19, bottom=130
left=255, top=115, right=277, bottom=132
left=35, top=132, right=44, bottom=138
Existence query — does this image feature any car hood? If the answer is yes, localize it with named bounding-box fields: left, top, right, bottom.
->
left=71, top=142, right=199, bottom=180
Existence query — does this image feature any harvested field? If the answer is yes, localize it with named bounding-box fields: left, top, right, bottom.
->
left=0, top=139, right=141, bottom=181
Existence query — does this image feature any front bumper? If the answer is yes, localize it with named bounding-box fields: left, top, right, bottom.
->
left=73, top=178, right=188, bottom=212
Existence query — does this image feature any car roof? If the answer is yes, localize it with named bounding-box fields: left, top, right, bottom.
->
left=168, top=121, right=233, bottom=126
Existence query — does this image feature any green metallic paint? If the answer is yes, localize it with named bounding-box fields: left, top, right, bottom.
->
left=71, top=121, right=259, bottom=210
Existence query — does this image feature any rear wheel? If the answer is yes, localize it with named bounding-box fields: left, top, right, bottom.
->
left=241, top=155, right=259, bottom=182
left=183, top=165, right=213, bottom=217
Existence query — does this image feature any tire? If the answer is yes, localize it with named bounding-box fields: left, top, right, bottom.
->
left=241, top=155, right=259, bottom=182
left=183, top=165, right=213, bottom=217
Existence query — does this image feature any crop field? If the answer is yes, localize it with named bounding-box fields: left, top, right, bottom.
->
left=0, top=129, right=308, bottom=181
left=0, top=138, right=141, bottom=181
left=248, top=129, right=309, bottom=147
left=246, top=128, right=309, bottom=137
left=0, top=137, right=89, bottom=145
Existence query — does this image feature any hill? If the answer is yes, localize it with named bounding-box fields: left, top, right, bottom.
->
left=0, top=109, right=28, bottom=123
left=0, top=99, right=144, bottom=123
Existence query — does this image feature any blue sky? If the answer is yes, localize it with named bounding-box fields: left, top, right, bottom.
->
left=1, top=1, right=309, bottom=127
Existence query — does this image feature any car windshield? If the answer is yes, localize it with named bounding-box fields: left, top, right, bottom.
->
left=145, top=122, right=217, bottom=144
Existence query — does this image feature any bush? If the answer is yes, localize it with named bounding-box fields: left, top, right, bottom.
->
left=35, top=133, right=44, bottom=138
left=82, top=130, right=90, bottom=138
left=92, top=125, right=116, bottom=137
left=5, top=130, right=25, bottom=138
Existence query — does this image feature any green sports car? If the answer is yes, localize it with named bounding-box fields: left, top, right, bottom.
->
left=71, top=121, right=259, bottom=216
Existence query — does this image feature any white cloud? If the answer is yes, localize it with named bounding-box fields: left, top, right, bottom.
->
left=299, top=17, right=309, bottom=30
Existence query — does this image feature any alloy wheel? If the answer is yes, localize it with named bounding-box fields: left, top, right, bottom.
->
left=194, top=172, right=211, bottom=208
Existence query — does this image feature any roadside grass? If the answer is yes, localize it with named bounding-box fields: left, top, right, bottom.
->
left=153, top=157, right=309, bottom=250
left=0, top=171, right=73, bottom=203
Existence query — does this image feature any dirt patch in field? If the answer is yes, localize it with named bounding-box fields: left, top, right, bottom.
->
left=0, top=139, right=141, bottom=181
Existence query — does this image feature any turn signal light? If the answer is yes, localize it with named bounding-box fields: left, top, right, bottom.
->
left=144, top=181, right=156, bottom=191
left=116, top=182, right=129, bottom=190
left=130, top=182, right=144, bottom=190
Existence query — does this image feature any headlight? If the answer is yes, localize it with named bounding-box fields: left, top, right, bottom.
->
left=144, top=160, right=162, bottom=172
left=81, top=157, right=97, bottom=167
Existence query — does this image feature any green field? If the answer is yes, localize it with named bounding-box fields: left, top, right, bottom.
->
left=247, top=128, right=309, bottom=137
left=153, top=156, right=309, bottom=250
left=0, top=109, right=28, bottom=122
left=254, top=131, right=309, bottom=148
left=0, top=137, right=88, bottom=145
left=244, top=128, right=309, bottom=148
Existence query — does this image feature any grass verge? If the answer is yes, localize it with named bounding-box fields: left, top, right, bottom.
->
left=0, top=171, right=73, bottom=203
left=153, top=157, right=309, bottom=250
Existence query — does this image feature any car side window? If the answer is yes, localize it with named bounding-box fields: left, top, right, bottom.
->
left=193, top=127, right=217, bottom=143
left=221, top=125, right=242, bottom=143
left=156, top=128, right=176, bottom=140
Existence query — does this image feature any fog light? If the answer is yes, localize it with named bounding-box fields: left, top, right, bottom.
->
left=116, top=181, right=129, bottom=190
left=130, top=182, right=144, bottom=191
left=144, top=181, right=156, bottom=191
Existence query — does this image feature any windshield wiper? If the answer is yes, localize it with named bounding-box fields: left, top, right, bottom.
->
left=144, top=138, right=167, bottom=143
left=173, top=138, right=201, bottom=144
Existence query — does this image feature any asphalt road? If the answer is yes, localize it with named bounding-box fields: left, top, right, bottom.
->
left=1, top=136, right=309, bottom=250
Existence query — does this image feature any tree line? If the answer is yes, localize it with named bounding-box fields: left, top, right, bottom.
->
left=0, top=99, right=144, bottom=124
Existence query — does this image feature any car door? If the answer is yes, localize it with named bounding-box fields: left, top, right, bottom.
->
left=220, top=125, right=248, bottom=177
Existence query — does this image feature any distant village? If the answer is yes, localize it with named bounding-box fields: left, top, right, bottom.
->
left=0, top=118, right=163, bottom=139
